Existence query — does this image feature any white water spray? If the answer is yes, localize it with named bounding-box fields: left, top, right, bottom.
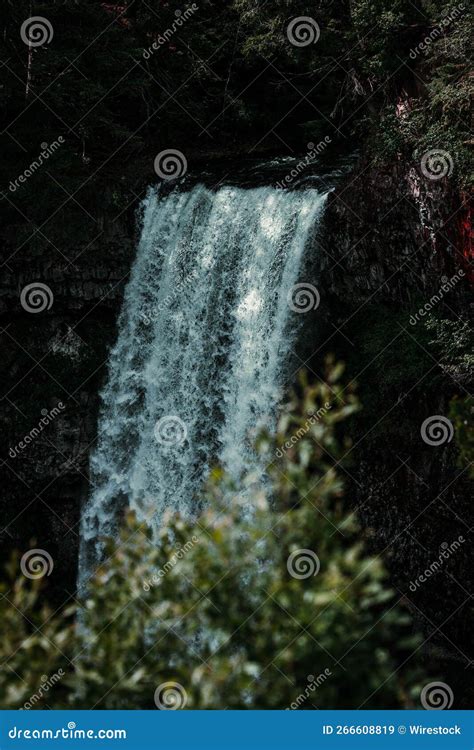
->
left=79, top=183, right=328, bottom=578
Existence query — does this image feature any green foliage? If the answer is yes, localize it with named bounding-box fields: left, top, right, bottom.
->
left=0, top=0, right=471, bottom=257
left=424, top=315, right=474, bottom=381
left=373, top=0, right=472, bottom=184
left=350, top=304, right=435, bottom=394
left=348, top=0, right=415, bottom=78
left=333, top=302, right=472, bottom=449
left=0, top=561, right=73, bottom=709
left=0, top=363, right=426, bottom=709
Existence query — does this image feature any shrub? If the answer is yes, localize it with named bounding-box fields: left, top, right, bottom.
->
left=1, top=363, right=426, bottom=709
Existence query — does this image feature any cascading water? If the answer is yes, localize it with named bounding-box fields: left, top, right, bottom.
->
left=79, top=181, right=329, bottom=581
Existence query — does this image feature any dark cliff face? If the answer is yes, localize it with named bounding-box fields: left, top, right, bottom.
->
left=316, top=159, right=472, bottom=707
left=321, top=160, right=469, bottom=301
left=1, top=210, right=135, bottom=600
left=1, top=160, right=471, bottom=703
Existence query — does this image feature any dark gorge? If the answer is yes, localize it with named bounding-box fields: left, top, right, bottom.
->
left=0, top=0, right=472, bottom=712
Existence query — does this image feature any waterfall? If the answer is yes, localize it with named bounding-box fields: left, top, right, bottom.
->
left=79, top=182, right=329, bottom=580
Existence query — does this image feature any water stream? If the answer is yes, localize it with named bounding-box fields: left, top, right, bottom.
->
left=79, top=182, right=329, bottom=580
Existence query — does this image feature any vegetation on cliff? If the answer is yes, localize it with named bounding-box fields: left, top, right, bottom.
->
left=0, top=0, right=471, bottom=251
left=0, top=0, right=470, bottom=712
left=0, top=365, right=428, bottom=709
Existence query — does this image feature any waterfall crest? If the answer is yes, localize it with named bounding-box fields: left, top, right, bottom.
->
left=79, top=182, right=329, bottom=578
